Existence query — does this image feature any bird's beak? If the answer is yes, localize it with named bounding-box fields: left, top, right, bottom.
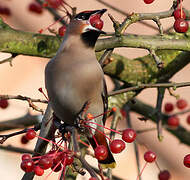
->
left=88, top=9, right=107, bottom=34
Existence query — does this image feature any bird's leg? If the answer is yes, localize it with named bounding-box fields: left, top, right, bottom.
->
left=65, top=125, right=99, bottom=179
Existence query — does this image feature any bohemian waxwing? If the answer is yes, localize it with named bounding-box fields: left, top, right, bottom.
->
left=45, top=9, right=116, bottom=169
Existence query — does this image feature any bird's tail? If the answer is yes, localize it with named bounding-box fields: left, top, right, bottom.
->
left=88, top=131, right=116, bottom=169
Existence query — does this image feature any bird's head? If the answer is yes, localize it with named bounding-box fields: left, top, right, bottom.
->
left=67, top=9, right=107, bottom=47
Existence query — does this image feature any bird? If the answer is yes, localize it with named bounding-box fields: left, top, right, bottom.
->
left=45, top=9, right=116, bottom=169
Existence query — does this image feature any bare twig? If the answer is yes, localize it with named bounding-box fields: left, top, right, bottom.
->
left=0, top=145, right=34, bottom=154
left=155, top=88, right=165, bottom=141
left=0, top=94, right=48, bottom=103
left=149, top=49, right=164, bottom=69
left=0, top=123, right=41, bottom=144
left=109, top=82, right=190, bottom=96
left=0, top=113, right=42, bottom=132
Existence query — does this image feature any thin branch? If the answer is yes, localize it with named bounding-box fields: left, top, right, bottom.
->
left=129, top=98, right=190, bottom=146
left=155, top=88, right=165, bottom=141
left=109, top=82, right=190, bottom=96
left=95, top=0, right=158, bottom=31
left=0, top=123, right=41, bottom=144
left=0, top=113, right=41, bottom=132
left=0, top=145, right=34, bottom=154
left=0, top=94, right=48, bottom=103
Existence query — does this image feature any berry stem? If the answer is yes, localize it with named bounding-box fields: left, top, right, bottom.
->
left=155, top=160, right=161, bottom=171
left=84, top=121, right=122, bottom=135
left=136, top=162, right=148, bottom=180
left=35, top=135, right=65, bottom=150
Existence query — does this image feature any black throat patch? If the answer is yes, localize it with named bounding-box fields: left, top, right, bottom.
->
left=81, top=30, right=101, bottom=48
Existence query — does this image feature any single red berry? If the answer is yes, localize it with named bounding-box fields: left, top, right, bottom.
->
left=120, top=109, right=127, bottom=118
left=21, top=154, right=32, bottom=161
left=94, top=145, right=108, bottom=161
left=39, top=156, right=53, bottom=170
left=184, top=154, right=190, bottom=168
left=21, top=135, right=29, bottom=144
left=144, top=150, right=157, bottom=163
left=176, top=99, right=188, bottom=110
left=110, top=139, right=125, bottom=154
left=164, top=102, right=174, bottom=113
left=65, top=154, right=74, bottom=166
left=46, top=0, right=63, bottom=9
left=174, top=8, right=186, bottom=20
left=34, top=165, right=44, bottom=176
left=143, top=0, right=155, bottom=4
left=38, top=87, right=43, bottom=92
left=0, top=6, right=11, bottom=16
left=89, top=14, right=104, bottom=30
left=186, top=114, right=190, bottom=125
left=158, top=170, right=171, bottom=180
left=167, top=116, right=179, bottom=127
left=20, top=159, right=34, bottom=172
left=58, top=25, right=66, bottom=36
left=122, top=128, right=136, bottom=143
left=51, top=163, right=62, bottom=172
left=0, top=99, right=9, bottom=109
left=174, top=18, right=189, bottom=33
left=89, top=177, right=97, bottom=180
left=25, top=129, right=36, bottom=140
left=28, top=2, right=43, bottom=14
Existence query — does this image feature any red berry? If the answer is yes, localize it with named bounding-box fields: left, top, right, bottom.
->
left=34, top=166, right=44, bottom=176
left=164, top=102, right=174, bottom=113
left=167, top=116, right=179, bottom=127
left=158, top=170, right=171, bottom=180
left=122, top=128, right=136, bottom=143
left=110, top=139, right=125, bottom=154
left=20, top=160, right=34, bottom=172
left=39, top=156, right=53, bottom=169
left=94, top=145, right=108, bottom=161
left=51, top=163, right=62, bottom=172
left=89, top=14, right=104, bottom=30
left=89, top=178, right=97, bottom=180
left=0, top=99, right=9, bottom=109
left=58, top=25, right=66, bottom=36
left=46, top=0, right=63, bottom=9
left=143, top=0, right=155, bottom=4
left=28, top=2, right=43, bottom=14
left=0, top=6, right=11, bottom=16
left=174, top=18, right=189, bottom=33
left=120, top=109, right=127, bottom=118
left=184, top=154, right=190, bottom=168
left=21, top=135, right=29, bottom=144
left=176, top=99, right=188, bottom=110
left=65, top=154, right=74, bottom=166
left=21, top=154, right=32, bottom=161
left=144, top=150, right=157, bottom=163
left=25, top=129, right=36, bottom=140
left=186, top=114, right=190, bottom=125
left=174, top=9, right=186, bottom=20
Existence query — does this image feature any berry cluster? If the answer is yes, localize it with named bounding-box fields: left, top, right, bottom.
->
left=92, top=127, right=136, bottom=160
left=164, top=98, right=189, bottom=128
left=20, top=129, right=74, bottom=177
left=173, top=0, right=189, bottom=33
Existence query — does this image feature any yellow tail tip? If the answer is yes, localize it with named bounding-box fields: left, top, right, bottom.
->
left=100, top=162, right=116, bottom=169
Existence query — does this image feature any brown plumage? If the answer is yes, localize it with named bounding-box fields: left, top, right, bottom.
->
left=45, top=9, right=116, bottom=168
